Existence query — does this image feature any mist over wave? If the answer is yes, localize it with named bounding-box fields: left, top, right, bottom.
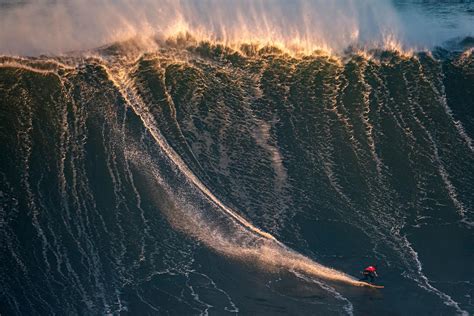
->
left=0, top=0, right=473, bottom=55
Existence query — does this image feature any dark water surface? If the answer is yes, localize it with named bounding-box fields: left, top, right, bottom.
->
left=1, top=42, right=473, bottom=315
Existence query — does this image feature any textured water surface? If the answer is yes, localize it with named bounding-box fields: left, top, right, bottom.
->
left=0, top=40, right=473, bottom=315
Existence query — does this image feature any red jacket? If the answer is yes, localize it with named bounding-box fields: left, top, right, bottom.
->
left=364, top=266, right=376, bottom=273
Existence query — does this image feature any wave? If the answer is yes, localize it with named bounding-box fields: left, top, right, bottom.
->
left=1, top=40, right=473, bottom=314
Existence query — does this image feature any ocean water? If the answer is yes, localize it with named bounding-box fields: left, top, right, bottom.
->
left=1, top=1, right=474, bottom=315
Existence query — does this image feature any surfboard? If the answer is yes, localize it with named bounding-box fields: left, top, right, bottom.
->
left=359, top=282, right=384, bottom=289
left=367, top=284, right=384, bottom=289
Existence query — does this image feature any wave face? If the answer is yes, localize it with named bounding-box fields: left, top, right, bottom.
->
left=1, top=41, right=474, bottom=315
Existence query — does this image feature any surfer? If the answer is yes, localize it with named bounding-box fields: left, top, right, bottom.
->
left=360, top=265, right=378, bottom=283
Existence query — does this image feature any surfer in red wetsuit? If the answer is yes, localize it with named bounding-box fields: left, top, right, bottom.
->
left=360, top=265, right=378, bottom=283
